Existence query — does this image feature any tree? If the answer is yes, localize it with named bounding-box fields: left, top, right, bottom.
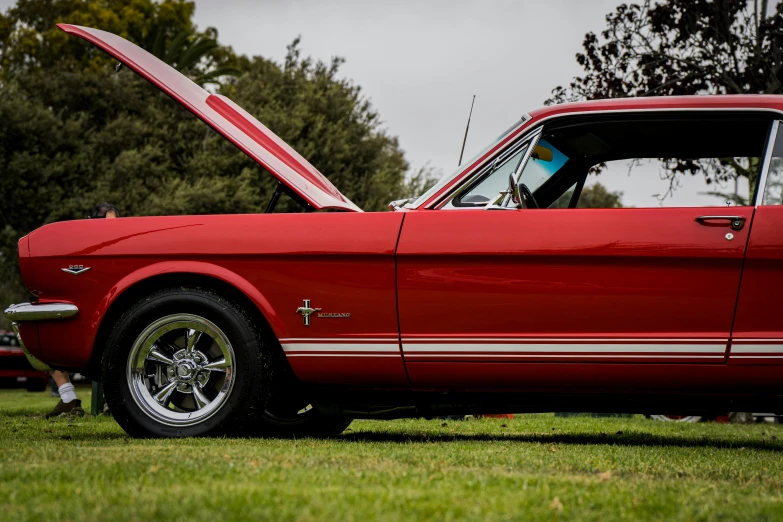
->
left=577, top=183, right=624, bottom=208
left=144, top=25, right=240, bottom=87
left=0, top=0, right=417, bottom=327
left=548, top=0, right=783, bottom=102
left=547, top=0, right=783, bottom=196
left=550, top=183, right=624, bottom=208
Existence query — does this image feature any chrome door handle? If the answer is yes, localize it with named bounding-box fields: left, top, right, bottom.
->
left=695, top=215, right=746, bottom=230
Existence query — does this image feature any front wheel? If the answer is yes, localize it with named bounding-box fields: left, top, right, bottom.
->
left=102, top=287, right=269, bottom=438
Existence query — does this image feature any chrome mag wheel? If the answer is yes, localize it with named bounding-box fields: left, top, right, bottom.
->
left=126, top=314, right=236, bottom=427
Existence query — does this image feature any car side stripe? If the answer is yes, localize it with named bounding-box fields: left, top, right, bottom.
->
left=281, top=343, right=400, bottom=353
left=401, top=343, right=726, bottom=353
left=731, top=345, right=783, bottom=353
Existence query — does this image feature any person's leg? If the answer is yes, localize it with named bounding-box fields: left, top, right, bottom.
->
left=51, top=370, right=70, bottom=388
left=46, top=371, right=84, bottom=418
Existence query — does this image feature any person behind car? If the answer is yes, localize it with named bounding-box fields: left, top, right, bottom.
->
left=45, top=203, right=120, bottom=418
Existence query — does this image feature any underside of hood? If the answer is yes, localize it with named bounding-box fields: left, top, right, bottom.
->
left=58, top=24, right=362, bottom=212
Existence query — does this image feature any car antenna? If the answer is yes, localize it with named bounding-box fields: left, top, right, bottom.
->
left=458, top=95, right=476, bottom=167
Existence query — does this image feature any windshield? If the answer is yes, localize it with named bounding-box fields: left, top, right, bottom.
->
left=407, top=116, right=529, bottom=208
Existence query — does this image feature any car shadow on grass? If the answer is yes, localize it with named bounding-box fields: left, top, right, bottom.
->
left=339, top=430, right=783, bottom=452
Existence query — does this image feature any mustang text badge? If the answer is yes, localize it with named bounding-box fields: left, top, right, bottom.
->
left=296, top=299, right=350, bottom=326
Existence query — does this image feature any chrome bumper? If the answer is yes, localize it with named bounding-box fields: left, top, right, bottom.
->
left=3, top=302, right=79, bottom=372
left=4, top=302, right=79, bottom=321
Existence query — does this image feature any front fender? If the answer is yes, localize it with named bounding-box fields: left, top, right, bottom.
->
left=97, top=260, right=283, bottom=334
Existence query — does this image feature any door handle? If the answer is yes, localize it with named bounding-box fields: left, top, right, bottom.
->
left=694, top=215, right=746, bottom=230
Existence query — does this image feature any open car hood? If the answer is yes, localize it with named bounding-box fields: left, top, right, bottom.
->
left=58, top=24, right=361, bottom=212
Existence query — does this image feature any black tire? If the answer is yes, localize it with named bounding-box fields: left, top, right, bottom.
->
left=102, top=287, right=270, bottom=438
left=25, top=378, right=47, bottom=392
left=251, top=346, right=352, bottom=438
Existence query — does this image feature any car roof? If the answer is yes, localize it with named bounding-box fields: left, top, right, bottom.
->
left=413, top=95, right=783, bottom=209
left=527, top=95, right=783, bottom=123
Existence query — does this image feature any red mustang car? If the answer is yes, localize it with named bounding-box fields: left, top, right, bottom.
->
left=5, top=25, right=783, bottom=438
left=0, top=330, right=48, bottom=392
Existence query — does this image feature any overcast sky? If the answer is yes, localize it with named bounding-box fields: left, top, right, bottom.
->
left=191, top=0, right=617, bottom=179
left=191, top=0, right=752, bottom=207
left=0, top=0, right=751, bottom=206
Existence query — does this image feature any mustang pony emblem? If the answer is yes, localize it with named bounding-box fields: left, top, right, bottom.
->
left=61, top=265, right=91, bottom=275
left=296, top=300, right=322, bottom=326
left=296, top=299, right=351, bottom=326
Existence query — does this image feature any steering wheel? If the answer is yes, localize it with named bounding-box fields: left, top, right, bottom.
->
left=519, top=183, right=539, bottom=209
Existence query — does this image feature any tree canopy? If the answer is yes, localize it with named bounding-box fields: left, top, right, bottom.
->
left=547, top=0, right=783, bottom=200
left=0, top=0, right=425, bottom=324
left=548, top=0, right=783, bottom=102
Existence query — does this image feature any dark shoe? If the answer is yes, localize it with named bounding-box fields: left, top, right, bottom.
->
left=45, top=399, right=85, bottom=419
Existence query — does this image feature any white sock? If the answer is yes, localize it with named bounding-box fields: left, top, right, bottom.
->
left=58, top=382, right=77, bottom=403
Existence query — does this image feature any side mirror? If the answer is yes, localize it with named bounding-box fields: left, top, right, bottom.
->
left=509, top=173, right=522, bottom=208
left=483, top=174, right=521, bottom=211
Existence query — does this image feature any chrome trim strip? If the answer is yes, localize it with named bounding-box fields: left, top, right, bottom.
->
left=281, top=343, right=400, bottom=353
left=423, top=107, right=783, bottom=210
left=755, top=119, right=780, bottom=207
left=402, top=343, right=726, bottom=353
left=731, top=355, right=783, bottom=358
left=4, top=302, right=79, bottom=322
left=10, top=322, right=52, bottom=372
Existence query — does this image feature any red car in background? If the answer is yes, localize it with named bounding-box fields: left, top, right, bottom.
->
left=4, top=25, right=783, bottom=438
left=0, top=330, right=48, bottom=392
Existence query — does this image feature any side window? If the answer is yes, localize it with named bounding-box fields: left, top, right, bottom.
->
left=762, top=123, right=783, bottom=205
left=453, top=143, right=528, bottom=206
left=536, top=116, right=769, bottom=209
left=580, top=156, right=759, bottom=208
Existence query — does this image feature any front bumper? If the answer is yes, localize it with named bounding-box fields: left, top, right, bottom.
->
left=3, top=303, right=79, bottom=372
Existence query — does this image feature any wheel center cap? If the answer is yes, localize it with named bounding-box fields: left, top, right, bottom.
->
left=176, top=360, right=197, bottom=380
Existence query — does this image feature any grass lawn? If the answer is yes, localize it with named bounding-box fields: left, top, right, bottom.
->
left=0, top=387, right=782, bottom=521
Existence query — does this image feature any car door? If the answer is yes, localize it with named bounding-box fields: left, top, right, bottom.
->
left=396, top=113, right=769, bottom=390
left=730, top=120, right=783, bottom=367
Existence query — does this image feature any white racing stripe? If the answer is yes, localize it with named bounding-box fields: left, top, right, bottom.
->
left=279, top=338, right=397, bottom=342
left=286, top=354, right=400, bottom=358
left=279, top=339, right=731, bottom=358
left=402, top=343, right=726, bottom=353
left=282, top=343, right=399, bottom=353
left=403, top=354, right=724, bottom=359
left=731, top=345, right=783, bottom=353
left=403, top=338, right=724, bottom=342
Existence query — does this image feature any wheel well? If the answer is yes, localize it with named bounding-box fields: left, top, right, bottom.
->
left=86, top=272, right=279, bottom=380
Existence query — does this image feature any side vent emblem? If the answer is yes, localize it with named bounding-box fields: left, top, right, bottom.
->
left=62, top=265, right=91, bottom=276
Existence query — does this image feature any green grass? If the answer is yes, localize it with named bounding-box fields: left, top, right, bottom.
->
left=1, top=388, right=782, bottom=521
